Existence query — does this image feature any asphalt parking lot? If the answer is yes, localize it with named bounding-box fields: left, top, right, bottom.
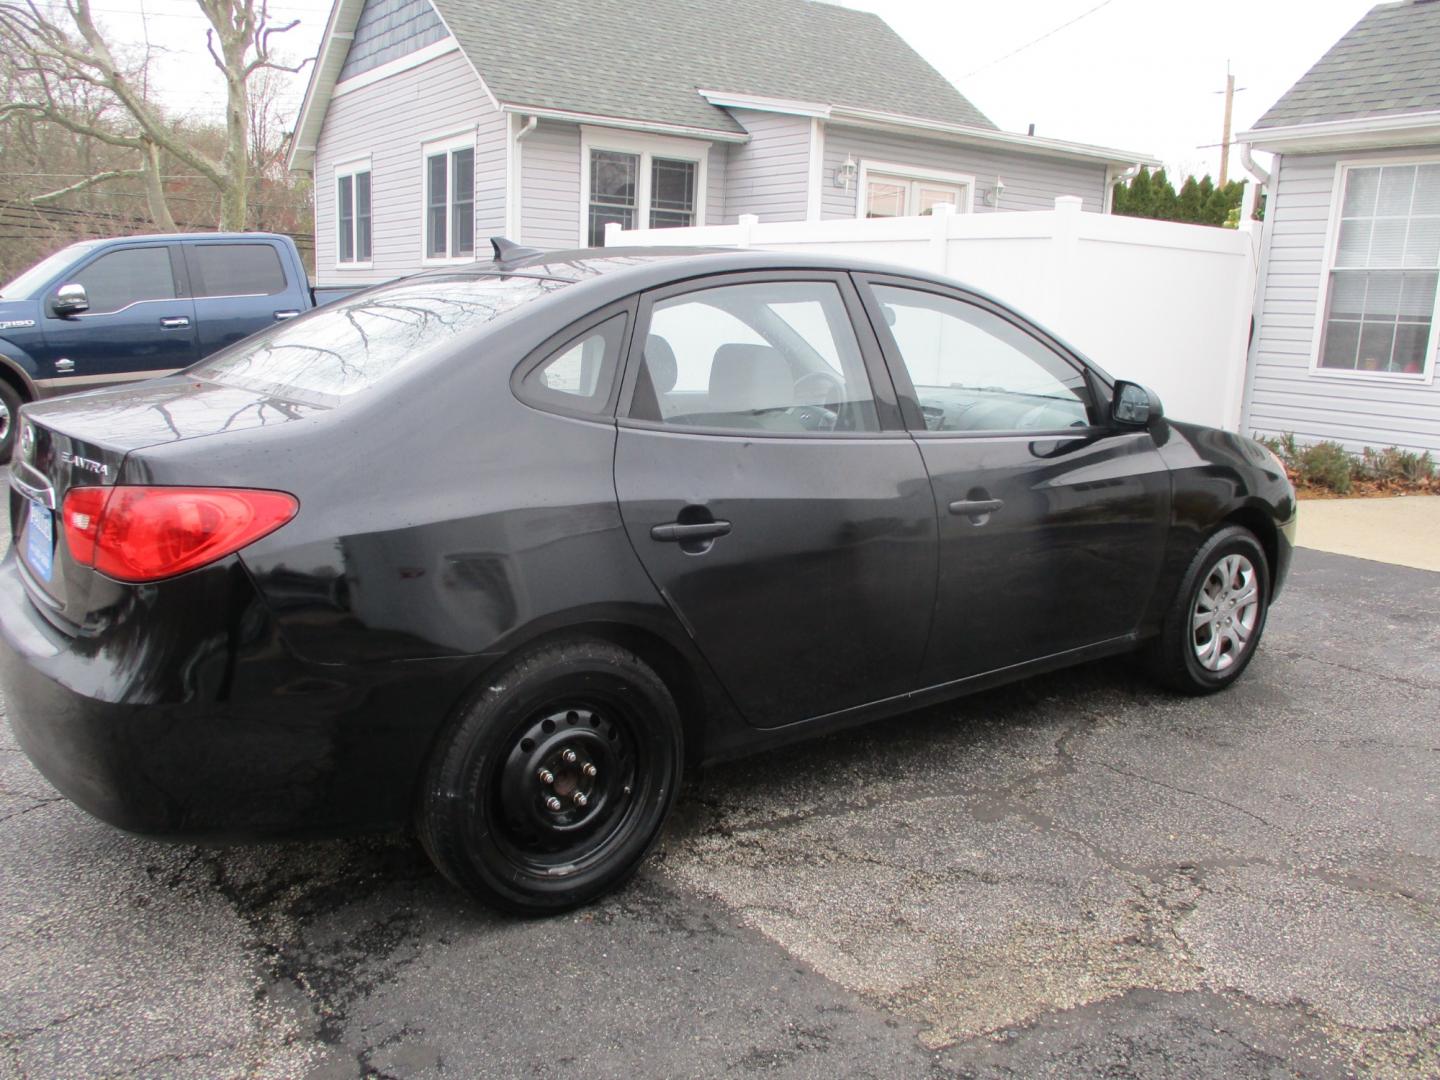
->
left=1, top=490, right=1437, bottom=1078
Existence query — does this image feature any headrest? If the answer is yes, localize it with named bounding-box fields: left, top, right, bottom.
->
left=707, top=344, right=793, bottom=414
left=644, top=334, right=678, bottom=394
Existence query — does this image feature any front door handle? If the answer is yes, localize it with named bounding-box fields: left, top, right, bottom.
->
left=273, top=309, right=300, bottom=321
left=159, top=316, right=191, bottom=329
left=650, top=521, right=732, bottom=543
left=949, top=498, right=1005, bottom=523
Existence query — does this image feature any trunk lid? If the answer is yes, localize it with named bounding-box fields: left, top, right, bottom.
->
left=9, top=377, right=324, bottom=629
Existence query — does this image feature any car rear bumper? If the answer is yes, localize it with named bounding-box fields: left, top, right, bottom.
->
left=0, top=551, right=474, bottom=840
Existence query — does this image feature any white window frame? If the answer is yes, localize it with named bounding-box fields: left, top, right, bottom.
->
left=420, top=130, right=477, bottom=266
left=334, top=156, right=373, bottom=270
left=1309, top=153, right=1440, bottom=386
left=578, top=126, right=709, bottom=246
left=856, top=160, right=976, bottom=219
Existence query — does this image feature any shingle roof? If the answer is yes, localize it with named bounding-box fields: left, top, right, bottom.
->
left=1253, top=0, right=1440, bottom=129
left=428, top=0, right=996, bottom=135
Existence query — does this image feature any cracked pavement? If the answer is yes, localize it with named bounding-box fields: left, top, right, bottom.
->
left=1, top=489, right=1437, bottom=1077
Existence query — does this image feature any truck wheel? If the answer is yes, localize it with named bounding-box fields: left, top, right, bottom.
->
left=417, top=638, right=683, bottom=914
left=0, top=381, right=22, bottom=463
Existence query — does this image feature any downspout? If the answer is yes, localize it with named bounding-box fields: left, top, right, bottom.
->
left=1237, top=140, right=1274, bottom=434
left=1106, top=164, right=1140, bottom=214
left=508, top=114, right=539, bottom=241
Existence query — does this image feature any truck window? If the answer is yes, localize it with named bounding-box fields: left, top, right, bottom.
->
left=191, top=243, right=287, bottom=298
left=68, top=247, right=177, bottom=315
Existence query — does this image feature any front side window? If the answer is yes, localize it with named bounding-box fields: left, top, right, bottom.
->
left=586, top=142, right=701, bottom=246
left=872, top=285, right=1092, bottom=432
left=64, top=247, right=176, bottom=315
left=425, top=139, right=475, bottom=261
left=629, top=279, right=878, bottom=434
left=1319, top=162, right=1439, bottom=377
left=336, top=165, right=372, bottom=265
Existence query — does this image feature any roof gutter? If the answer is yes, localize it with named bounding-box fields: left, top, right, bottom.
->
left=1238, top=110, right=1440, bottom=152
left=498, top=103, right=749, bottom=143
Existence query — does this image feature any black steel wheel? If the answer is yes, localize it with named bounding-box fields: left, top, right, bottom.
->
left=418, top=638, right=682, bottom=914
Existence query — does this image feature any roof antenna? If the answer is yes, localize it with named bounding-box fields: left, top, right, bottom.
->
left=491, top=237, right=543, bottom=262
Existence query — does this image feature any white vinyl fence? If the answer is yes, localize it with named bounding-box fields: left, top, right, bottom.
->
left=606, top=197, right=1261, bottom=431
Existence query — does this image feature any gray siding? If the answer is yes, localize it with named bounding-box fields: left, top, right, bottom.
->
left=338, top=0, right=448, bottom=81
left=1245, top=147, right=1440, bottom=455
left=519, top=122, right=729, bottom=248
left=724, top=109, right=812, bottom=222
left=314, top=47, right=505, bottom=284
left=820, top=123, right=1108, bottom=217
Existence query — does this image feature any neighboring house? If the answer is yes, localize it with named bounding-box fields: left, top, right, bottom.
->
left=1240, top=0, right=1440, bottom=455
left=290, top=0, right=1156, bottom=286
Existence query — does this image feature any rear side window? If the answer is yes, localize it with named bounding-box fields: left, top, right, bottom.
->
left=67, top=247, right=176, bottom=314
left=193, top=274, right=571, bottom=405
left=517, top=313, right=627, bottom=416
left=190, top=243, right=286, bottom=298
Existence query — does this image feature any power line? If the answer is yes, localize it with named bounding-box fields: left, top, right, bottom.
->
left=962, top=0, right=1120, bottom=79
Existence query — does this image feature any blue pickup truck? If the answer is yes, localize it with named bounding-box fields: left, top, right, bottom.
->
left=0, top=232, right=355, bottom=460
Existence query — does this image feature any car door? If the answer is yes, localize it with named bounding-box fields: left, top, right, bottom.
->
left=38, top=243, right=197, bottom=387
left=183, top=240, right=301, bottom=358
left=856, top=275, right=1171, bottom=684
left=613, top=272, right=937, bottom=730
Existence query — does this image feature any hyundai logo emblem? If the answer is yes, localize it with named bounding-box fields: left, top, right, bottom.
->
left=20, top=422, right=33, bottom=458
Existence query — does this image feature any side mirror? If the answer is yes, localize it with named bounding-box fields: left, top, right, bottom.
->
left=1112, top=380, right=1163, bottom=427
left=53, top=282, right=89, bottom=317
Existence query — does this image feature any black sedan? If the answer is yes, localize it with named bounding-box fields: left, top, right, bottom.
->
left=0, top=245, right=1296, bottom=913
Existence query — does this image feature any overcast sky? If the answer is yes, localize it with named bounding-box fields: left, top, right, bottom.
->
left=97, top=0, right=1379, bottom=179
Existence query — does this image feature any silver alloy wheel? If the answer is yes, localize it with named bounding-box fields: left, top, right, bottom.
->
left=1191, top=553, right=1260, bottom=672
left=0, top=399, right=9, bottom=445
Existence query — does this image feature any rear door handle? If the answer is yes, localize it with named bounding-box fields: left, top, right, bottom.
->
left=273, top=309, right=300, bottom=321
left=159, top=316, right=191, bottom=329
left=949, top=498, right=1005, bottom=522
left=650, top=521, right=732, bottom=542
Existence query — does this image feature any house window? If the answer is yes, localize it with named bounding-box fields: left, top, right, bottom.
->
left=336, top=162, right=371, bottom=265
left=1318, top=161, right=1440, bottom=378
left=423, top=135, right=475, bottom=261
left=581, top=128, right=706, bottom=247
left=859, top=163, right=974, bottom=218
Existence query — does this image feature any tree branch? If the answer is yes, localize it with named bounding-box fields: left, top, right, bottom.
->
left=29, top=167, right=146, bottom=203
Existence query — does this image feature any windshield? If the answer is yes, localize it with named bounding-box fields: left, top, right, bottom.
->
left=0, top=241, right=102, bottom=299
left=192, top=274, right=571, bottom=405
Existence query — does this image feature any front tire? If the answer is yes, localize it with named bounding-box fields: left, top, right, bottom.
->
left=1147, top=525, right=1270, bottom=695
left=417, top=638, right=683, bottom=914
left=0, top=381, right=22, bottom=463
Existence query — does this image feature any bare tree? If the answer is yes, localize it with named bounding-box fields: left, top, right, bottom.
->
left=0, top=0, right=310, bottom=229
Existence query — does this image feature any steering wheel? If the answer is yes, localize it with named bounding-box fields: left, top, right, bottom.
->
left=793, top=369, right=845, bottom=407
left=783, top=403, right=839, bottom=431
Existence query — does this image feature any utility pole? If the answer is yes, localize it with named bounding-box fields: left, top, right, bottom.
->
left=1219, top=61, right=1236, bottom=186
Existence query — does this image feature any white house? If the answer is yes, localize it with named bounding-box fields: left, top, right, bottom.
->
left=1240, top=0, right=1440, bottom=454
left=288, top=0, right=1157, bottom=287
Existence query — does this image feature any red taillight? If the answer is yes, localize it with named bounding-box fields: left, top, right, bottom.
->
left=61, top=486, right=298, bottom=582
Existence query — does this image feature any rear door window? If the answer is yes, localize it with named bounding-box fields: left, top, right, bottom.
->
left=628, top=279, right=879, bottom=434
left=64, top=247, right=176, bottom=315
left=189, top=243, right=287, bottom=298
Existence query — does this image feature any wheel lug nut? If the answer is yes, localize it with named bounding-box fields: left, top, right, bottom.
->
left=582, top=762, right=597, bottom=778
left=545, top=796, right=562, bottom=812
left=572, top=792, right=588, bottom=808
left=562, top=749, right=578, bottom=764
left=537, top=768, right=555, bottom=785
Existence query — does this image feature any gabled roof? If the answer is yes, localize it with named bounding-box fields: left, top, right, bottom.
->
left=428, top=0, right=994, bottom=137
left=1253, top=0, right=1440, bottom=129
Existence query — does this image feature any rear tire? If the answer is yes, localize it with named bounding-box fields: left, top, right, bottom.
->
left=1146, top=525, right=1270, bottom=695
left=0, top=381, right=22, bottom=464
left=417, top=638, right=683, bottom=914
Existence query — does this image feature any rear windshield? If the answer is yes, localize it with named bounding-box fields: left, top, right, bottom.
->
left=192, top=274, right=571, bottom=405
